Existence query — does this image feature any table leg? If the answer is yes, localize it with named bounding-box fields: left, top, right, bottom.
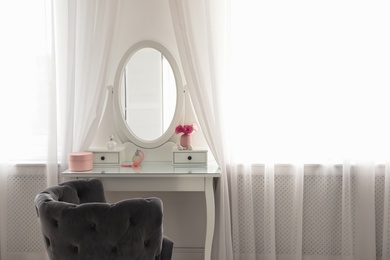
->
left=204, top=178, right=215, bottom=260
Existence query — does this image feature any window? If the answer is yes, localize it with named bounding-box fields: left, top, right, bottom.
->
left=226, top=0, right=390, bottom=163
left=0, top=0, right=53, bottom=162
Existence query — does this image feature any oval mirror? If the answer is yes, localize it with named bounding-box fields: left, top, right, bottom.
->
left=113, top=41, right=183, bottom=148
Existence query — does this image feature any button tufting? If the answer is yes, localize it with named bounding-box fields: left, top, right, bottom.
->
left=144, top=240, right=149, bottom=247
left=90, top=223, right=96, bottom=231
left=112, top=246, right=118, bottom=253
left=73, top=246, right=79, bottom=253
left=129, top=218, right=136, bottom=225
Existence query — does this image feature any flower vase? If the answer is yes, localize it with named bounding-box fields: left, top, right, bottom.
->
left=180, top=133, right=192, bottom=149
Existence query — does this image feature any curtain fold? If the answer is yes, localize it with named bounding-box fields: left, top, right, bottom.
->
left=382, top=162, right=390, bottom=259
left=169, top=0, right=233, bottom=259
left=230, top=164, right=306, bottom=260
left=54, top=0, right=120, bottom=173
left=352, top=162, right=376, bottom=259
left=230, top=163, right=390, bottom=260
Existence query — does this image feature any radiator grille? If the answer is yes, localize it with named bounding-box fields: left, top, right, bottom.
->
left=303, top=175, right=346, bottom=255
left=233, top=174, right=384, bottom=256
left=275, top=175, right=298, bottom=254
left=7, top=174, right=46, bottom=252
left=4, top=171, right=387, bottom=256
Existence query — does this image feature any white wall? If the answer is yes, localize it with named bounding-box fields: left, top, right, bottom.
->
left=90, top=1, right=210, bottom=258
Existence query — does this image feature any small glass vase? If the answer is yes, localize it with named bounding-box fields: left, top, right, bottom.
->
left=180, top=133, right=192, bottom=149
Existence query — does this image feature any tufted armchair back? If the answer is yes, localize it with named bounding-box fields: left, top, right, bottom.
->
left=34, top=179, right=173, bottom=260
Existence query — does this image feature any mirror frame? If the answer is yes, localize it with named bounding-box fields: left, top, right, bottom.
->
left=112, top=40, right=184, bottom=148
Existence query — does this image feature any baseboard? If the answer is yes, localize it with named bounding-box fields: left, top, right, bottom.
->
left=4, top=248, right=204, bottom=260
left=4, top=252, right=48, bottom=260
left=172, top=247, right=204, bottom=260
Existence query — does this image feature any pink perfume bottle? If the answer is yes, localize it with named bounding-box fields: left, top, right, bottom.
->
left=132, top=149, right=144, bottom=167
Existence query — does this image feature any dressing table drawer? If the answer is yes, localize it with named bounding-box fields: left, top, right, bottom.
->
left=93, top=153, right=119, bottom=164
left=173, top=150, right=207, bottom=165
left=90, top=147, right=125, bottom=165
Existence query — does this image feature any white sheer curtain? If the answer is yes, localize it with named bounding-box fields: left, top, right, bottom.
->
left=227, top=0, right=390, bottom=260
left=0, top=0, right=119, bottom=258
left=0, top=0, right=56, bottom=258
left=169, top=0, right=233, bottom=259
left=229, top=162, right=386, bottom=260
left=54, top=0, right=120, bottom=172
left=171, top=0, right=390, bottom=259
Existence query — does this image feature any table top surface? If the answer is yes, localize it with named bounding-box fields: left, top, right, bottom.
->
left=61, top=161, right=221, bottom=178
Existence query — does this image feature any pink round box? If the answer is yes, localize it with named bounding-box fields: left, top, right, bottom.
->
left=68, top=152, right=93, bottom=172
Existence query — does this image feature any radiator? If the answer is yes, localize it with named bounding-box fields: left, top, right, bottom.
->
left=4, top=173, right=47, bottom=257
left=232, top=174, right=385, bottom=257
left=3, top=168, right=386, bottom=258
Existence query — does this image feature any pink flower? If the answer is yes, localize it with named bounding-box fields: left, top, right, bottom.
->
left=175, top=125, right=185, bottom=134
left=175, top=124, right=197, bottom=134
left=183, top=125, right=194, bottom=134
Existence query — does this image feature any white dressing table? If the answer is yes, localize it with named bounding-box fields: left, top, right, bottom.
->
left=61, top=161, right=221, bottom=260
left=86, top=40, right=219, bottom=259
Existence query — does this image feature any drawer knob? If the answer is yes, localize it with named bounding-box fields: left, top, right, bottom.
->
left=187, top=156, right=192, bottom=160
left=101, top=156, right=105, bottom=161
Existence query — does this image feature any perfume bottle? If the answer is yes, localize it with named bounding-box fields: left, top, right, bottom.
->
left=132, top=149, right=144, bottom=167
left=106, top=134, right=117, bottom=150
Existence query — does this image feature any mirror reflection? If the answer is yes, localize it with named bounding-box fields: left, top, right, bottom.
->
left=120, top=48, right=177, bottom=141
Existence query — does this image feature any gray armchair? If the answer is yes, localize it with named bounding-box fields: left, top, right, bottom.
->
left=34, top=178, right=173, bottom=260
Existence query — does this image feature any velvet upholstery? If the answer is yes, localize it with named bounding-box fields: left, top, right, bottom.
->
left=34, top=179, right=173, bottom=260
